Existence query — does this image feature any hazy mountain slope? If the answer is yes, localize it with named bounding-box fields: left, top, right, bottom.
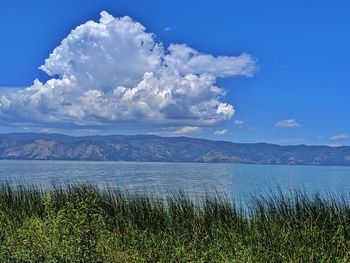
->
left=0, top=133, right=350, bottom=165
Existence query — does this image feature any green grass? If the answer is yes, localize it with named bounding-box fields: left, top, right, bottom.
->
left=0, top=184, right=350, bottom=262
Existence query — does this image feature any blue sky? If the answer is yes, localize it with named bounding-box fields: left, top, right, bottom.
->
left=0, top=0, right=349, bottom=146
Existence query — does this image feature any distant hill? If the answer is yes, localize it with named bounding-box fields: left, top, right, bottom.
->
left=0, top=133, right=350, bottom=166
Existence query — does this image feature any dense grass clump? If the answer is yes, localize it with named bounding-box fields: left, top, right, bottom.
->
left=0, top=184, right=350, bottom=262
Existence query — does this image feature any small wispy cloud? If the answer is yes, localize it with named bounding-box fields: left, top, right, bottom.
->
left=214, top=129, right=228, bottom=136
left=173, top=126, right=201, bottom=135
left=164, top=26, right=174, bottom=32
left=41, top=128, right=57, bottom=133
left=330, top=134, right=349, bottom=141
left=328, top=143, right=343, bottom=148
left=275, top=119, right=301, bottom=128
left=75, top=128, right=102, bottom=133
left=234, top=120, right=244, bottom=128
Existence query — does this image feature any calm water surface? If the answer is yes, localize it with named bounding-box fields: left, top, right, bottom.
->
left=1, top=160, right=350, bottom=202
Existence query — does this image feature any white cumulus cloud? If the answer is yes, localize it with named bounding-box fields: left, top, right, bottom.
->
left=275, top=119, right=301, bottom=128
left=0, top=11, right=257, bottom=130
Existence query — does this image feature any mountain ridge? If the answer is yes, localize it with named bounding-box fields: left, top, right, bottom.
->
left=0, top=133, right=350, bottom=166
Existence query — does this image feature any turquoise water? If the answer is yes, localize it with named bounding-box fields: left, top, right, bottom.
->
left=1, top=160, right=350, bottom=202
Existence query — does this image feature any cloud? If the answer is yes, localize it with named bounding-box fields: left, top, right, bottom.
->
left=0, top=11, right=257, bottom=130
left=75, top=128, right=102, bottom=133
left=0, top=87, right=25, bottom=93
left=164, top=26, right=174, bottom=32
left=164, top=44, right=256, bottom=78
left=275, top=119, right=301, bottom=128
left=173, top=126, right=201, bottom=135
left=214, top=129, right=228, bottom=136
left=234, top=119, right=244, bottom=128
left=41, top=128, right=57, bottom=133
left=328, top=143, right=343, bottom=148
left=330, top=134, right=349, bottom=141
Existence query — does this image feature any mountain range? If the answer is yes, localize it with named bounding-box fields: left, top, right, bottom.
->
left=0, top=133, right=350, bottom=166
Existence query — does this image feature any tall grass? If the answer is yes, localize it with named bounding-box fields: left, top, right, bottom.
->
left=0, top=183, right=349, bottom=262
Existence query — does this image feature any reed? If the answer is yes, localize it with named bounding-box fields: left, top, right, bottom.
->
left=0, top=183, right=349, bottom=262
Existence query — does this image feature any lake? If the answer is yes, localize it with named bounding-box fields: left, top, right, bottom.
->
left=1, top=160, right=350, bottom=202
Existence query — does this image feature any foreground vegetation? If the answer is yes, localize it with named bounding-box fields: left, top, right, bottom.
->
left=0, top=184, right=350, bottom=262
